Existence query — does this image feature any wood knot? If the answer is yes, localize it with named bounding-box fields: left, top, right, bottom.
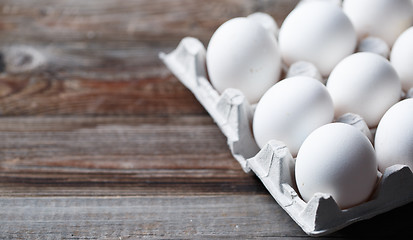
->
left=1, top=45, right=46, bottom=73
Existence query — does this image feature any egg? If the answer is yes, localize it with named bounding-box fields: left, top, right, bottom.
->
left=253, top=76, right=334, bottom=156
left=295, top=123, right=378, bottom=209
left=326, top=52, right=401, bottom=127
left=390, top=27, right=413, bottom=92
left=278, top=1, right=356, bottom=76
left=247, top=12, right=279, bottom=37
left=206, top=17, right=281, bottom=104
left=375, top=99, right=413, bottom=172
left=343, top=0, right=413, bottom=46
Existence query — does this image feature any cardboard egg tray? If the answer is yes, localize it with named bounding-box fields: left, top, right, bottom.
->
left=159, top=37, right=413, bottom=236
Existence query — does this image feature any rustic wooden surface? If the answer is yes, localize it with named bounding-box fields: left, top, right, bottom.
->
left=0, top=0, right=412, bottom=239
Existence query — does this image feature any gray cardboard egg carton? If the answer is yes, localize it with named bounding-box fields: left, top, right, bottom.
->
left=159, top=37, right=413, bottom=236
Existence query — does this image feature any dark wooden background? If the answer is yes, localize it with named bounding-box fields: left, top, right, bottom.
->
left=0, top=0, right=411, bottom=239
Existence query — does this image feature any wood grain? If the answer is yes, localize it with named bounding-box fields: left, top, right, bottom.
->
left=0, top=197, right=411, bottom=239
left=0, top=116, right=267, bottom=197
left=0, top=0, right=411, bottom=238
left=0, top=0, right=299, bottom=116
left=0, top=74, right=207, bottom=115
left=0, top=116, right=411, bottom=239
left=0, top=196, right=307, bottom=239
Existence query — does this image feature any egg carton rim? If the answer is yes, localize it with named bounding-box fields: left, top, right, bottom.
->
left=159, top=37, right=413, bottom=236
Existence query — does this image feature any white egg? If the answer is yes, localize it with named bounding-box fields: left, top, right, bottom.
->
left=253, top=76, right=334, bottom=156
left=391, top=27, right=413, bottom=92
left=295, top=123, right=378, bottom=209
left=375, top=99, right=413, bottom=172
left=327, top=52, right=401, bottom=127
left=278, top=1, right=356, bottom=76
left=247, top=12, right=279, bottom=37
left=343, top=0, right=413, bottom=46
left=206, top=17, right=281, bottom=104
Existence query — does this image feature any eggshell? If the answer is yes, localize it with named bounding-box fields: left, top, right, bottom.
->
left=375, top=99, right=413, bottom=172
left=247, top=12, right=279, bottom=37
left=343, top=0, right=413, bottom=46
left=253, top=76, right=334, bottom=156
left=206, top=17, right=281, bottom=104
left=278, top=1, right=356, bottom=76
left=327, top=52, right=401, bottom=127
left=390, top=27, right=413, bottom=92
left=295, top=123, right=378, bottom=209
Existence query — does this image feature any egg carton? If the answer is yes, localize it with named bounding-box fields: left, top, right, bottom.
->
left=159, top=37, right=413, bottom=236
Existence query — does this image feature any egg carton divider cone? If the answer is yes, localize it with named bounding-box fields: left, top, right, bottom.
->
left=159, top=37, right=413, bottom=236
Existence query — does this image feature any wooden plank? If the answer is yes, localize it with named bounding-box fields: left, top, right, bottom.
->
left=0, top=0, right=299, bottom=116
left=0, top=0, right=298, bottom=44
left=0, top=0, right=299, bottom=76
left=0, top=116, right=411, bottom=238
left=0, top=74, right=207, bottom=115
left=0, top=195, right=307, bottom=239
left=0, top=116, right=267, bottom=197
left=0, top=196, right=411, bottom=239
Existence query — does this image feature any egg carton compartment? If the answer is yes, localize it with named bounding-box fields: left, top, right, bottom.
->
left=159, top=37, right=413, bottom=236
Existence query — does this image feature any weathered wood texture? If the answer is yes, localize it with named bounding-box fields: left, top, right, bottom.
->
left=0, top=116, right=412, bottom=239
left=0, top=0, right=298, bottom=116
left=0, top=116, right=262, bottom=197
left=0, top=0, right=412, bottom=239
left=1, top=196, right=412, bottom=239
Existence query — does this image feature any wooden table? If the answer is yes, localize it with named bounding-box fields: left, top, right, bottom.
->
left=0, top=0, right=411, bottom=238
